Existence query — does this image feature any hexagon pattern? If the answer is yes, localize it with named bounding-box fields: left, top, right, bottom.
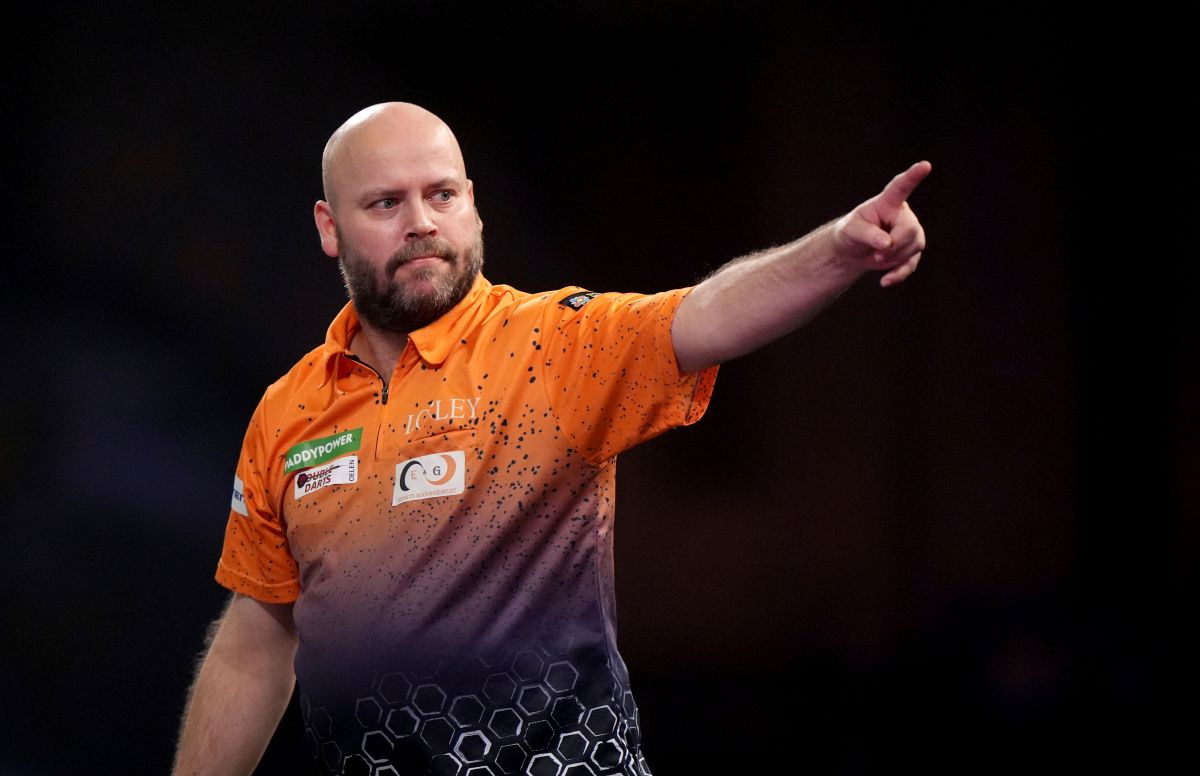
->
left=301, top=646, right=652, bottom=775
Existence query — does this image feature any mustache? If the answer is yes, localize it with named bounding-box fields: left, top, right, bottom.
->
left=385, top=237, right=458, bottom=275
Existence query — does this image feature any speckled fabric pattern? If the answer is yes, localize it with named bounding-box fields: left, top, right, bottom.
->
left=216, top=276, right=716, bottom=774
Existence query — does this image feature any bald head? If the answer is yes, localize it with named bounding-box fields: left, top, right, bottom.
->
left=321, top=102, right=468, bottom=209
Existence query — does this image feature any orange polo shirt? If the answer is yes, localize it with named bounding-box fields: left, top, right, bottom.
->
left=217, top=275, right=716, bottom=775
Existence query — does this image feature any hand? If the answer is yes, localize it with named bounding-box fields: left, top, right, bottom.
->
left=833, top=161, right=931, bottom=287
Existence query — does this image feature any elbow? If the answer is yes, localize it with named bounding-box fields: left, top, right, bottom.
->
left=671, top=290, right=733, bottom=374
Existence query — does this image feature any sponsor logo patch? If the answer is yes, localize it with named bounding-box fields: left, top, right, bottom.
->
left=284, top=428, right=363, bottom=473
left=393, top=451, right=466, bottom=506
left=294, top=454, right=358, bottom=499
left=559, top=291, right=599, bottom=310
left=231, top=475, right=249, bottom=516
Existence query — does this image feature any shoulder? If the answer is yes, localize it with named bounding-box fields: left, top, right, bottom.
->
left=484, top=285, right=698, bottom=342
left=544, top=286, right=696, bottom=327
left=491, top=283, right=642, bottom=317
left=467, top=283, right=601, bottom=329
left=253, top=340, right=333, bottom=426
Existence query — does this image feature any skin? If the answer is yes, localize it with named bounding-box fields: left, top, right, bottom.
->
left=172, top=594, right=296, bottom=776
left=672, top=161, right=930, bottom=373
left=174, top=103, right=929, bottom=774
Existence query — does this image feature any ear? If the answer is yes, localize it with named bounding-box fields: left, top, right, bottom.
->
left=314, top=200, right=340, bottom=258
left=467, top=179, right=482, bottom=231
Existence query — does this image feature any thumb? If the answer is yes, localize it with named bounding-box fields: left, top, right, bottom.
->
left=836, top=211, right=891, bottom=255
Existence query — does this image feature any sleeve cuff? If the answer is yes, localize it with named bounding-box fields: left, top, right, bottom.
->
left=215, top=560, right=301, bottom=603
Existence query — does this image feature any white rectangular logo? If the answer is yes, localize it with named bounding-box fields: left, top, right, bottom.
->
left=231, top=475, right=249, bottom=516
left=393, top=450, right=466, bottom=506
left=294, top=454, right=359, bottom=500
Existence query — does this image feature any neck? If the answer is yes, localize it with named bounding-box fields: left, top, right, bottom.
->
left=348, top=322, right=408, bottom=380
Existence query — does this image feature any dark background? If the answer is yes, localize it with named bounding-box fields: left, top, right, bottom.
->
left=3, top=1, right=1194, bottom=773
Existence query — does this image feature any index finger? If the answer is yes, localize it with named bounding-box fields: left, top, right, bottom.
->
left=878, top=160, right=932, bottom=209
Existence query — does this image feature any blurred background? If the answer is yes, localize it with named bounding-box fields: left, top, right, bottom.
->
left=3, top=1, right=1194, bottom=773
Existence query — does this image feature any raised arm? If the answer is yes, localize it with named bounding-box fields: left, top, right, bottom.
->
left=173, top=593, right=298, bottom=776
left=672, top=161, right=931, bottom=374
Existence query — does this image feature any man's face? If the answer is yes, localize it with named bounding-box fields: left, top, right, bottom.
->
left=315, top=107, right=484, bottom=334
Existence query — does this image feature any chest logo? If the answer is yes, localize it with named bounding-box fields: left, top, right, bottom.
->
left=284, top=428, right=363, bottom=473
left=393, top=451, right=466, bottom=506
left=294, top=454, right=359, bottom=500
left=404, top=397, right=481, bottom=435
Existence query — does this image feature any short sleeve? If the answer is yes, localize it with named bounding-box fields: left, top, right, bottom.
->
left=542, top=287, right=718, bottom=464
left=214, top=395, right=301, bottom=602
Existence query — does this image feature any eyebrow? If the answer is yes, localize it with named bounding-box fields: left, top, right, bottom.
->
left=359, top=178, right=461, bottom=203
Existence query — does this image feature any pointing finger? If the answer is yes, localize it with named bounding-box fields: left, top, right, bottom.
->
left=878, top=160, right=932, bottom=211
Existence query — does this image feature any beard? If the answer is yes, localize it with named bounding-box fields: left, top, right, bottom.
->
left=338, top=229, right=484, bottom=335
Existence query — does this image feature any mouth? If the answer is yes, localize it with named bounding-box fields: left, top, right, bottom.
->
left=384, top=236, right=459, bottom=275
left=396, top=256, right=449, bottom=276
left=387, top=252, right=450, bottom=275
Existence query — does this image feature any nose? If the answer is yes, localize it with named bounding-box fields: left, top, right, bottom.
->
left=403, top=198, right=437, bottom=240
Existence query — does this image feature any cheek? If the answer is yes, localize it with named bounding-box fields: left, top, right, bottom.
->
left=449, top=214, right=483, bottom=244
left=345, top=225, right=399, bottom=258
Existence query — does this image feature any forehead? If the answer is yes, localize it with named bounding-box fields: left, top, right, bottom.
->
left=334, top=120, right=467, bottom=197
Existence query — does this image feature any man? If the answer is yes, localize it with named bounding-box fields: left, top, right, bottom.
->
left=174, top=102, right=928, bottom=776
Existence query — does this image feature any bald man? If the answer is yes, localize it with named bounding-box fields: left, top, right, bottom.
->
left=173, top=103, right=929, bottom=775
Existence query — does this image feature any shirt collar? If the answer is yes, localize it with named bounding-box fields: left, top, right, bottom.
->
left=408, top=274, right=493, bottom=365
left=320, top=274, right=494, bottom=370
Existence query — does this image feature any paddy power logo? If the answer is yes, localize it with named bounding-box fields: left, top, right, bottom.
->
left=283, top=428, right=363, bottom=473
left=393, top=451, right=466, bottom=506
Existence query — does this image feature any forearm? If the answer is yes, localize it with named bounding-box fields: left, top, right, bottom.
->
left=174, top=596, right=298, bottom=776
left=673, top=222, right=863, bottom=373
left=672, top=162, right=930, bottom=374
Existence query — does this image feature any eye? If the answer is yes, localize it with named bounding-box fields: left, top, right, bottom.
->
left=373, top=198, right=398, bottom=210
left=431, top=190, right=455, bottom=203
